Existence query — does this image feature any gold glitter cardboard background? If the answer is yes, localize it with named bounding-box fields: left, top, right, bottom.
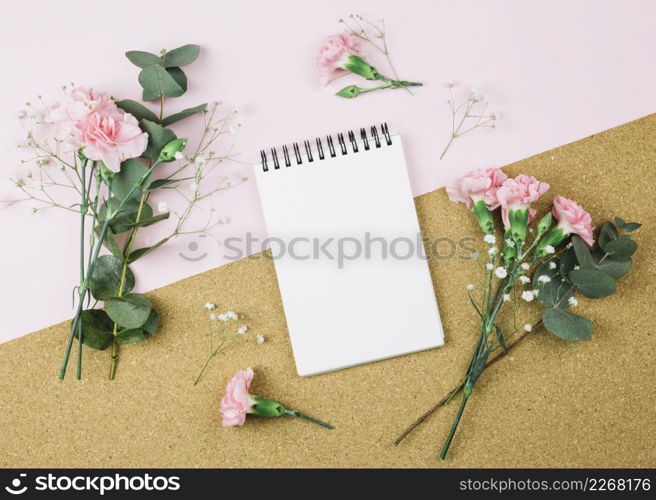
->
left=1, top=115, right=654, bottom=468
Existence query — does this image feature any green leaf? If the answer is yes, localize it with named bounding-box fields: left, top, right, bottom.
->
left=138, top=64, right=184, bottom=101
left=125, top=50, right=163, bottom=68
left=591, top=249, right=632, bottom=279
left=542, top=308, right=592, bottom=341
left=569, top=269, right=616, bottom=298
left=142, top=309, right=160, bottom=335
left=560, top=247, right=577, bottom=275
left=79, top=309, right=114, bottom=350
left=141, top=120, right=177, bottom=161
left=603, top=237, right=637, bottom=260
left=163, top=44, right=200, bottom=67
left=128, top=236, right=171, bottom=263
left=105, top=293, right=152, bottom=329
left=89, top=255, right=134, bottom=301
left=533, top=259, right=574, bottom=308
left=598, top=222, right=618, bottom=251
left=127, top=211, right=169, bottom=229
left=111, top=159, right=151, bottom=201
left=95, top=225, right=123, bottom=260
left=615, top=217, right=641, bottom=232
left=116, top=99, right=160, bottom=123
left=571, top=235, right=594, bottom=269
left=115, top=328, right=148, bottom=345
left=99, top=198, right=154, bottom=234
left=160, top=103, right=207, bottom=127
left=166, top=67, right=187, bottom=94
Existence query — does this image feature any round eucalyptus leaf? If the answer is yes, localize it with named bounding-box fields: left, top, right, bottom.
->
left=571, top=236, right=594, bottom=269
left=89, top=255, right=134, bottom=301
left=105, top=293, right=152, bottom=329
left=603, top=237, right=637, bottom=260
left=592, top=250, right=632, bottom=279
left=569, top=269, right=616, bottom=298
left=542, top=308, right=592, bottom=342
left=598, top=221, right=618, bottom=251
left=533, top=259, right=573, bottom=308
left=115, top=328, right=148, bottom=345
left=142, top=309, right=159, bottom=335
left=111, top=158, right=152, bottom=200
left=559, top=247, right=577, bottom=275
left=80, top=309, right=114, bottom=350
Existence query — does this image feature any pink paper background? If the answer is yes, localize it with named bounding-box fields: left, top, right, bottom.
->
left=1, top=0, right=655, bottom=342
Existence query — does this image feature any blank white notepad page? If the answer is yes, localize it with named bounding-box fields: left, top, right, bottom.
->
left=255, top=133, right=443, bottom=376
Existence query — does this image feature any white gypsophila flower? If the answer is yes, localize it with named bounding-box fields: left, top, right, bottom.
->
left=158, top=201, right=168, bottom=213
left=505, top=239, right=515, bottom=248
left=209, top=313, right=216, bottom=321
left=174, top=151, right=185, bottom=160
left=521, top=263, right=530, bottom=271
left=519, top=276, right=531, bottom=284
left=524, top=324, right=533, bottom=332
left=488, top=247, right=498, bottom=255
left=537, top=275, right=551, bottom=283
left=503, top=294, right=510, bottom=302
left=545, top=245, right=555, bottom=254
left=568, top=297, right=579, bottom=307
left=495, top=267, right=508, bottom=279
left=549, top=262, right=557, bottom=269
left=573, top=265, right=580, bottom=270
left=229, top=123, right=241, bottom=135
left=203, top=303, right=216, bottom=310
left=237, top=325, right=248, bottom=335
left=256, top=334, right=265, bottom=344
left=532, top=289, right=540, bottom=297
left=466, top=284, right=475, bottom=291
left=484, top=234, right=496, bottom=245
left=190, top=182, right=199, bottom=193
left=521, top=290, right=535, bottom=302
left=194, top=154, right=208, bottom=166
left=486, top=263, right=494, bottom=270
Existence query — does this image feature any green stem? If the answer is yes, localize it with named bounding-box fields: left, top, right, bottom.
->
left=439, top=393, right=470, bottom=460
left=76, top=159, right=88, bottom=380
left=284, top=409, right=334, bottom=430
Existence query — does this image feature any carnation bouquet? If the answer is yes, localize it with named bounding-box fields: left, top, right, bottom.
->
left=395, top=168, right=641, bottom=459
left=4, top=44, right=244, bottom=380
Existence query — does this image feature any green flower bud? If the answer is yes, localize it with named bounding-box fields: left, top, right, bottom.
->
left=341, top=54, right=381, bottom=81
left=537, top=212, right=553, bottom=234
left=536, top=226, right=567, bottom=256
left=507, top=207, right=529, bottom=244
left=472, top=199, right=495, bottom=235
left=250, top=396, right=286, bottom=418
left=158, top=138, right=188, bottom=162
left=336, top=85, right=361, bottom=98
left=98, top=162, right=115, bottom=183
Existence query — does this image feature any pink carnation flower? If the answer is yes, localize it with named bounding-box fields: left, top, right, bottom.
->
left=220, top=368, right=256, bottom=426
left=446, top=168, right=508, bottom=210
left=552, top=195, right=594, bottom=246
left=44, top=87, right=147, bottom=172
left=495, top=174, right=550, bottom=227
left=316, top=33, right=361, bottom=83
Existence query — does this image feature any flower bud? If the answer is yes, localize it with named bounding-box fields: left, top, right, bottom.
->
left=99, top=162, right=115, bottom=182
left=537, top=212, right=552, bottom=234
left=536, top=227, right=567, bottom=256
left=250, top=396, right=286, bottom=418
left=507, top=207, right=529, bottom=244
left=340, top=54, right=381, bottom=81
left=158, top=138, right=188, bottom=162
left=472, top=199, right=495, bottom=235
left=336, top=85, right=361, bottom=98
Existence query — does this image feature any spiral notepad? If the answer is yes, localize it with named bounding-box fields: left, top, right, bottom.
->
left=255, top=124, right=444, bottom=376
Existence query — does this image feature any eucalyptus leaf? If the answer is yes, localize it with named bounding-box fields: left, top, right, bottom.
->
left=603, top=237, right=637, bottom=260
left=560, top=247, right=577, bottom=275
left=126, top=50, right=163, bottom=68
left=124, top=211, right=169, bottom=229
left=128, top=236, right=171, bottom=263
left=571, top=235, right=594, bottom=269
left=142, top=309, right=160, bottom=335
left=89, top=255, right=134, bottom=301
left=615, top=217, right=642, bottom=232
left=569, top=269, right=616, bottom=298
left=116, top=99, right=160, bottom=123
left=115, top=328, right=148, bottom=345
left=160, top=103, right=208, bottom=126
left=79, top=309, right=114, bottom=350
left=598, top=222, right=618, bottom=251
left=105, top=293, right=152, bottom=329
left=100, top=198, right=154, bottom=234
left=138, top=64, right=184, bottom=101
left=141, top=120, right=177, bottom=161
left=533, top=259, right=574, bottom=308
left=163, top=44, right=200, bottom=67
left=592, top=249, right=632, bottom=279
left=542, top=308, right=592, bottom=341
left=95, top=226, right=124, bottom=260
left=166, top=67, right=187, bottom=94
left=111, top=159, right=151, bottom=201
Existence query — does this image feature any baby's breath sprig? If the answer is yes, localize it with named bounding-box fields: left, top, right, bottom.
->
left=440, top=83, right=497, bottom=160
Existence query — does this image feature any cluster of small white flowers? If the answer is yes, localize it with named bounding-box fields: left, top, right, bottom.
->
left=466, top=284, right=475, bottom=291
left=494, top=267, right=508, bottom=279
left=544, top=245, right=555, bottom=254
left=256, top=335, right=265, bottom=344
left=505, top=239, right=515, bottom=248
left=523, top=324, right=533, bottom=332
left=484, top=234, right=496, bottom=245
left=486, top=263, right=494, bottom=270
left=503, top=294, right=510, bottom=302
left=158, top=201, right=168, bottom=213
left=568, top=297, right=579, bottom=307
left=537, top=275, right=551, bottom=283
left=521, top=290, right=535, bottom=302
left=519, top=276, right=531, bottom=285
left=520, top=263, right=530, bottom=271
left=203, top=303, right=216, bottom=310
left=218, top=311, right=238, bottom=322
left=573, top=265, right=580, bottom=270
left=549, top=262, right=557, bottom=269
left=237, top=325, right=248, bottom=335
left=488, top=247, right=498, bottom=255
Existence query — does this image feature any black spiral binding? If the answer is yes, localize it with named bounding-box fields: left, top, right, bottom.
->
left=260, top=122, right=392, bottom=172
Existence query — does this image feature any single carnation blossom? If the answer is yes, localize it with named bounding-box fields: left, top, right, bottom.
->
left=495, top=174, right=550, bottom=230
left=551, top=196, right=595, bottom=246
left=446, top=168, right=508, bottom=210
left=316, top=33, right=361, bottom=83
